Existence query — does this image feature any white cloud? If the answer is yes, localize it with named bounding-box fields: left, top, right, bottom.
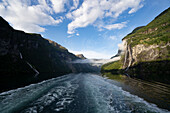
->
left=70, top=0, right=79, bottom=11
left=67, top=0, right=103, bottom=34
left=76, top=33, right=80, bottom=36
left=50, top=0, right=67, bottom=13
left=104, top=22, right=127, bottom=30
left=128, top=2, right=144, bottom=14
left=118, top=40, right=126, bottom=51
left=72, top=57, right=120, bottom=66
left=67, top=35, right=73, bottom=38
left=109, top=35, right=117, bottom=40
left=0, top=0, right=143, bottom=34
left=67, top=0, right=143, bottom=34
left=0, top=0, right=65, bottom=33
left=69, top=50, right=113, bottom=59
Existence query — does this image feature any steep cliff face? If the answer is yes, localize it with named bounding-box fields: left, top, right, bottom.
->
left=122, top=40, right=170, bottom=69
left=101, top=7, right=170, bottom=84
left=1, top=16, right=97, bottom=92
left=0, top=16, right=80, bottom=76
left=122, top=7, right=170, bottom=69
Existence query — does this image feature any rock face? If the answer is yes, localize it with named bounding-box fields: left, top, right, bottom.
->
left=0, top=16, right=79, bottom=75
left=101, top=7, right=170, bottom=84
left=121, top=8, right=170, bottom=83
left=76, top=54, right=87, bottom=59
left=122, top=7, right=170, bottom=69
left=123, top=43, right=170, bottom=68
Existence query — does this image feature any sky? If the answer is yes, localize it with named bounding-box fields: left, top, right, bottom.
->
left=0, top=0, right=169, bottom=59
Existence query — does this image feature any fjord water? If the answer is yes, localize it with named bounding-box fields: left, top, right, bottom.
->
left=0, top=73, right=170, bottom=113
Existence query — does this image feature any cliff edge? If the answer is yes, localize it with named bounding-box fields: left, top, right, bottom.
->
left=101, top=7, right=170, bottom=84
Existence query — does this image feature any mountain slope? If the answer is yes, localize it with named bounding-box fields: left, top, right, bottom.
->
left=122, top=7, right=170, bottom=68
left=0, top=16, right=79, bottom=74
left=76, top=54, right=87, bottom=59
left=101, top=7, right=170, bottom=84
left=0, top=16, right=83, bottom=92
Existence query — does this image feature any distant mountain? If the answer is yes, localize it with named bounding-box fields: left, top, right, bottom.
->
left=0, top=16, right=99, bottom=92
left=110, top=49, right=122, bottom=59
left=76, top=54, right=87, bottom=59
left=102, top=7, right=170, bottom=84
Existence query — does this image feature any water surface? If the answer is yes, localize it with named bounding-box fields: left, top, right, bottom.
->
left=0, top=73, right=169, bottom=113
left=103, top=72, right=170, bottom=110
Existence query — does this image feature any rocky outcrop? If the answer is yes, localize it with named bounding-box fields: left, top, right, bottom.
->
left=76, top=54, right=87, bottom=59
left=102, top=7, right=170, bottom=84
left=120, top=8, right=170, bottom=84
left=110, top=49, right=123, bottom=59
left=122, top=40, right=170, bottom=69
left=122, top=7, right=170, bottom=70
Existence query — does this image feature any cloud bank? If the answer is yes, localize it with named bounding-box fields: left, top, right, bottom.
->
left=67, top=0, right=143, bottom=34
left=69, top=50, right=114, bottom=59
left=0, top=0, right=143, bottom=33
left=0, top=0, right=66, bottom=32
left=72, top=56, right=120, bottom=66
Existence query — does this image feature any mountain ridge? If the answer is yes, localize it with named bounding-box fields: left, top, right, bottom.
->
left=0, top=16, right=99, bottom=92
left=101, top=7, right=170, bottom=84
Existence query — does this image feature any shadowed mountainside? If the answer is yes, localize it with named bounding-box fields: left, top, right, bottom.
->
left=0, top=16, right=99, bottom=92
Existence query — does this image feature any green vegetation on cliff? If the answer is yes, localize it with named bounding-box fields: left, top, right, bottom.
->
left=101, top=7, right=170, bottom=84
left=101, top=60, right=122, bottom=71
left=123, top=7, right=170, bottom=64
left=123, top=7, right=170, bottom=47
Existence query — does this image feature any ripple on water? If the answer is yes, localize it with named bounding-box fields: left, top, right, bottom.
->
left=21, top=75, right=79, bottom=113
left=84, top=74, right=169, bottom=113
left=0, top=73, right=169, bottom=113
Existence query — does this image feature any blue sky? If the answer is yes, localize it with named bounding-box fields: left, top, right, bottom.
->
left=0, top=0, right=169, bottom=59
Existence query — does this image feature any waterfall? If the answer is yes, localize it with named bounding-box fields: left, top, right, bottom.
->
left=26, top=61, right=39, bottom=77
left=123, top=40, right=128, bottom=69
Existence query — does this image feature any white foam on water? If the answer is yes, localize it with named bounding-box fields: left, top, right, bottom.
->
left=20, top=74, right=80, bottom=113
left=1, top=73, right=169, bottom=113
left=0, top=74, right=74, bottom=113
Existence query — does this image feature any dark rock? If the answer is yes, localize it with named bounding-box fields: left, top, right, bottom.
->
left=76, top=54, right=87, bottom=59
left=0, top=16, right=98, bottom=92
